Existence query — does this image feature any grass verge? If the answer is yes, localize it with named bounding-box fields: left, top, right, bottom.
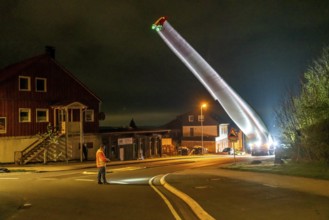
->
left=221, top=159, right=329, bottom=180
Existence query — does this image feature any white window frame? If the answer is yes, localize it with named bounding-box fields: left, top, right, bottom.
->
left=19, top=76, right=31, bottom=91
left=19, top=108, right=31, bottom=123
left=188, top=115, right=194, bottom=122
left=36, top=109, right=49, bottom=122
left=85, top=109, right=94, bottom=122
left=35, top=77, right=47, bottom=92
left=220, top=125, right=228, bottom=136
left=198, top=115, right=204, bottom=122
left=0, top=117, right=6, bottom=134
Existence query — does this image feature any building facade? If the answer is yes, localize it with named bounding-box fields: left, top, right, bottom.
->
left=166, top=110, right=245, bottom=154
left=0, top=47, right=102, bottom=163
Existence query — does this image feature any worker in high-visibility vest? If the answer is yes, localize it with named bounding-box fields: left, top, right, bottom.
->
left=96, top=145, right=110, bottom=184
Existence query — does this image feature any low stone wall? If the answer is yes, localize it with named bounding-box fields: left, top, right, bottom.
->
left=0, top=136, right=39, bottom=163
left=68, top=134, right=102, bottom=161
left=0, top=134, right=102, bottom=163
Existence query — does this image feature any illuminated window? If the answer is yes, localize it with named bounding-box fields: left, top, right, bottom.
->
left=0, top=117, right=6, bottom=133
left=19, top=76, right=31, bottom=91
left=58, top=111, right=66, bottom=122
left=19, top=108, right=31, bottom=122
left=85, top=109, right=94, bottom=122
left=36, top=109, right=49, bottom=122
left=36, top=78, right=47, bottom=92
left=188, top=115, right=194, bottom=122
left=220, top=125, right=228, bottom=136
left=198, top=115, right=204, bottom=122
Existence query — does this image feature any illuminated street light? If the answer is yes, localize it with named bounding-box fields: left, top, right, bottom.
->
left=200, top=103, right=207, bottom=154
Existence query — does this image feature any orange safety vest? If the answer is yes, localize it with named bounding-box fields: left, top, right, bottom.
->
left=96, top=148, right=107, bottom=167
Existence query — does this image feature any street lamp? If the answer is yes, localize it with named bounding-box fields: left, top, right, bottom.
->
left=200, top=103, right=207, bottom=154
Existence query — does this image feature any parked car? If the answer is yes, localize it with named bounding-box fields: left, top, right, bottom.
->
left=222, top=147, right=234, bottom=155
left=178, top=146, right=190, bottom=155
left=192, top=146, right=203, bottom=155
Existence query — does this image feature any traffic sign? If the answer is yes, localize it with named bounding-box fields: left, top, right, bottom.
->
left=228, top=128, right=238, bottom=142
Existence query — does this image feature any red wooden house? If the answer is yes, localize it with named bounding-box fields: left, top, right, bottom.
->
left=0, top=47, right=102, bottom=163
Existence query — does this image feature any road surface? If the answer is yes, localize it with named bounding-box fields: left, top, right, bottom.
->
left=1, top=155, right=329, bottom=220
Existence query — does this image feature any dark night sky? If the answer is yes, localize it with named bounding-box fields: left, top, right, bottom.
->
left=1, top=1, right=329, bottom=133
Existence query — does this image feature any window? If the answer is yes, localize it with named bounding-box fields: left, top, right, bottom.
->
left=58, top=110, right=66, bottom=122
left=198, top=115, right=204, bottom=122
left=188, top=115, right=194, bottom=122
left=220, top=125, right=228, bottom=136
left=19, top=76, right=31, bottom=91
left=36, top=109, right=49, bottom=122
left=19, top=108, right=31, bottom=122
left=85, top=109, right=94, bottom=122
left=36, top=78, right=47, bottom=92
left=0, top=117, right=6, bottom=133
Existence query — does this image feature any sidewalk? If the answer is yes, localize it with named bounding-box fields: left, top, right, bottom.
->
left=0, top=156, right=190, bottom=172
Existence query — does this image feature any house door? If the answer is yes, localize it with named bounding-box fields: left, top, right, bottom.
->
left=54, top=108, right=82, bottom=134
left=190, top=128, right=194, bottom=137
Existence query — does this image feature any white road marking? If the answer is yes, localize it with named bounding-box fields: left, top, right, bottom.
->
left=149, top=176, right=182, bottom=220
left=194, top=185, right=208, bottom=189
left=263, top=184, right=278, bottom=188
left=0, top=177, right=19, bottom=180
left=160, top=174, right=215, bottom=220
left=22, top=203, right=32, bottom=209
left=38, top=178, right=57, bottom=181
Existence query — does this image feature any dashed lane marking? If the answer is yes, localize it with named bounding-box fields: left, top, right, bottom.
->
left=0, top=177, right=19, bottom=180
left=38, top=178, right=57, bottom=181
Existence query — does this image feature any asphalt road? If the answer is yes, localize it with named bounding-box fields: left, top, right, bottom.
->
left=1, top=156, right=329, bottom=220
left=167, top=169, right=329, bottom=220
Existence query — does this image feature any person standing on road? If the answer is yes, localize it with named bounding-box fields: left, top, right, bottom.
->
left=83, top=143, right=88, bottom=161
left=96, top=145, right=110, bottom=184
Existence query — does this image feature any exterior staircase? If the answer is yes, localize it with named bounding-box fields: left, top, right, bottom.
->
left=15, top=134, right=72, bottom=165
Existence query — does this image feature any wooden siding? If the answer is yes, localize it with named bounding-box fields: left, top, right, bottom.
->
left=0, top=54, right=101, bottom=137
left=182, top=125, right=218, bottom=137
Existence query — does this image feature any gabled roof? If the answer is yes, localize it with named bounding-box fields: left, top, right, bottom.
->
left=0, top=52, right=101, bottom=102
left=0, top=54, right=46, bottom=83
left=163, top=110, right=233, bottom=130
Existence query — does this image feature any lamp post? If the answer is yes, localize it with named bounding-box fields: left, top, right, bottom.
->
left=200, top=103, right=207, bottom=154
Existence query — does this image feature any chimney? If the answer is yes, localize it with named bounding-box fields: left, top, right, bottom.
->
left=45, top=46, right=55, bottom=59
